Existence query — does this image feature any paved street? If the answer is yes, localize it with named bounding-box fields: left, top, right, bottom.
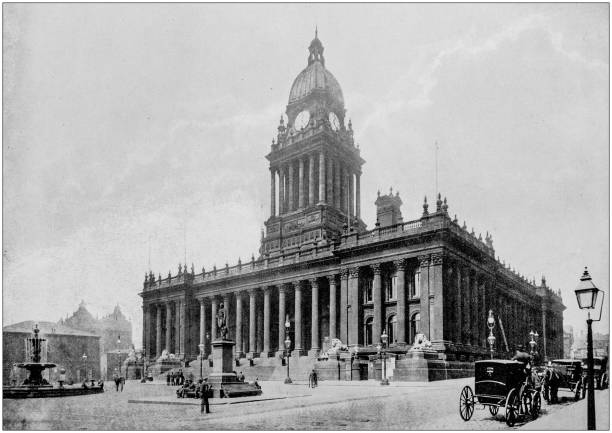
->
left=3, top=378, right=609, bottom=430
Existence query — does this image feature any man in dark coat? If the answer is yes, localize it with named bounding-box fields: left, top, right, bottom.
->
left=166, top=372, right=171, bottom=386
left=200, top=378, right=211, bottom=414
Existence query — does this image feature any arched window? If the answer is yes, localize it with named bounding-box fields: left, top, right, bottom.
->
left=410, top=312, right=421, bottom=345
left=364, top=317, right=373, bottom=346
left=387, top=315, right=397, bottom=345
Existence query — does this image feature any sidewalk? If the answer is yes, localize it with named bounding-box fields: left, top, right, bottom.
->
left=521, top=390, right=610, bottom=430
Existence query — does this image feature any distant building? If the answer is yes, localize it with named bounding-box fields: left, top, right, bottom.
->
left=563, top=325, right=574, bottom=358
left=60, top=301, right=132, bottom=353
left=573, top=329, right=609, bottom=359
left=3, top=321, right=100, bottom=384
left=59, top=301, right=133, bottom=379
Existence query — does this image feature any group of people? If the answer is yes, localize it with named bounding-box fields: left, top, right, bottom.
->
left=166, top=370, right=185, bottom=386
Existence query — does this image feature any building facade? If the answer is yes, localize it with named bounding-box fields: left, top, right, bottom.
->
left=3, top=321, right=100, bottom=384
left=140, top=34, right=565, bottom=369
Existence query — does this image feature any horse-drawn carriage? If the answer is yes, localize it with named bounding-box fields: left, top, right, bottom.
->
left=581, top=356, right=608, bottom=392
left=459, top=360, right=541, bottom=427
left=542, top=359, right=583, bottom=403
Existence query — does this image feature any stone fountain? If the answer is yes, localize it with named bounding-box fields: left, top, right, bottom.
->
left=3, top=324, right=104, bottom=398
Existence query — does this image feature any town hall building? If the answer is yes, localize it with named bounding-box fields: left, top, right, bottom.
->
left=140, top=33, right=565, bottom=379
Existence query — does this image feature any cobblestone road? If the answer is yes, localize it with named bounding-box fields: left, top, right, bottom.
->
left=3, top=378, right=609, bottom=430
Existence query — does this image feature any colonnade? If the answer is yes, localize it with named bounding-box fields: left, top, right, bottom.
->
left=143, top=299, right=187, bottom=360
left=270, top=151, right=361, bottom=219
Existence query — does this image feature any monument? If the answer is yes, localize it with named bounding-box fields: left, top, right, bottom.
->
left=207, top=304, right=262, bottom=398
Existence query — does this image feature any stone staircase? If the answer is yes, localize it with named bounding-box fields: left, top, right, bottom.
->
left=186, top=355, right=318, bottom=382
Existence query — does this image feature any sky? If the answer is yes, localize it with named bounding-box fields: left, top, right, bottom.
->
left=3, top=3, right=609, bottom=348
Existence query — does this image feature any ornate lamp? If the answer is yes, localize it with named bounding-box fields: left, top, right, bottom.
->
left=284, top=316, right=292, bottom=384
left=486, top=310, right=496, bottom=359
left=574, top=267, right=604, bottom=430
left=198, top=343, right=205, bottom=379
left=380, top=330, right=389, bottom=386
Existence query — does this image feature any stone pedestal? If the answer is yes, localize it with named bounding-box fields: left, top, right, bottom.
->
left=207, top=340, right=262, bottom=398
left=391, top=348, right=474, bottom=382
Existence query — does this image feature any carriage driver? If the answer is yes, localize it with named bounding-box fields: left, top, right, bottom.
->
left=512, top=345, right=534, bottom=388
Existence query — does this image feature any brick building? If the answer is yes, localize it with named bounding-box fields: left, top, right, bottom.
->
left=3, top=321, right=100, bottom=384
left=139, top=33, right=565, bottom=377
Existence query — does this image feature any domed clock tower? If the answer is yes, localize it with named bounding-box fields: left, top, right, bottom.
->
left=262, top=31, right=366, bottom=256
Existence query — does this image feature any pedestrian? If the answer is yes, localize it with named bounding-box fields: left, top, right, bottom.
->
left=200, top=378, right=210, bottom=414
left=238, top=371, right=245, bottom=382
left=113, top=369, right=120, bottom=392
left=166, top=372, right=171, bottom=386
left=308, top=370, right=313, bottom=388
left=312, top=369, right=318, bottom=388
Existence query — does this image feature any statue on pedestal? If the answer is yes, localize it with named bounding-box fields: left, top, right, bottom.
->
left=216, top=303, right=229, bottom=340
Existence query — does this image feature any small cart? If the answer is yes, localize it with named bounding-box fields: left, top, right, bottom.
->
left=459, top=360, right=541, bottom=427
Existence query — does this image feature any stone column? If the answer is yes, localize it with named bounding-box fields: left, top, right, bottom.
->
left=348, top=171, right=354, bottom=220
left=430, top=253, right=444, bottom=343
left=356, top=172, right=361, bottom=220
left=248, top=289, right=257, bottom=357
left=199, top=298, right=206, bottom=356
left=279, top=167, right=286, bottom=214
left=334, top=161, right=342, bottom=209
left=294, top=281, right=303, bottom=355
left=308, top=154, right=315, bottom=206
left=394, top=260, right=407, bottom=345
left=235, top=292, right=244, bottom=358
left=309, top=279, right=320, bottom=356
left=341, top=166, right=348, bottom=212
left=318, top=152, right=326, bottom=204
left=144, top=304, right=151, bottom=359
left=328, top=275, right=337, bottom=340
left=165, top=302, right=172, bottom=353
left=175, top=300, right=181, bottom=355
left=327, top=157, right=333, bottom=205
left=142, top=305, right=147, bottom=359
left=288, top=162, right=294, bottom=212
left=179, top=299, right=186, bottom=357
left=298, top=158, right=304, bottom=209
left=211, top=298, right=218, bottom=341
left=372, top=264, right=382, bottom=345
left=348, top=268, right=360, bottom=347
left=455, top=264, right=462, bottom=346
left=156, top=304, right=162, bottom=358
left=418, top=255, right=431, bottom=341
left=463, top=269, right=471, bottom=345
left=262, top=287, right=272, bottom=357
left=277, top=285, right=287, bottom=357
left=340, top=269, right=349, bottom=343
left=270, top=168, right=276, bottom=217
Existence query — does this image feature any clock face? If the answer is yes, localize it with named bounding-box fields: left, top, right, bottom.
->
left=294, top=111, right=310, bottom=130
left=329, top=112, right=340, bottom=131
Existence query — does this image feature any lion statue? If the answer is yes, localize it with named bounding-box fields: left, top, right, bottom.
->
left=411, top=333, right=433, bottom=349
left=326, top=338, right=348, bottom=356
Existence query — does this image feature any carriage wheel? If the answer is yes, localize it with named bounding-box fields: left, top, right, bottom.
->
left=574, top=380, right=582, bottom=401
left=531, top=391, right=541, bottom=419
left=489, top=406, right=499, bottom=416
left=505, top=388, right=519, bottom=427
left=459, top=385, right=474, bottom=421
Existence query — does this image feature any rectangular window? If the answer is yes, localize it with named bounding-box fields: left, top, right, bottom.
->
left=363, top=278, right=373, bottom=303
left=385, top=275, right=397, bottom=301
left=411, top=270, right=421, bottom=299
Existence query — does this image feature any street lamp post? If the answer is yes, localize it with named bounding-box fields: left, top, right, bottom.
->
left=117, top=335, right=125, bottom=379
left=81, top=353, right=87, bottom=382
left=284, top=316, right=292, bottom=384
left=574, top=267, right=604, bottom=431
left=380, top=330, right=389, bottom=386
left=350, top=346, right=360, bottom=381
left=198, top=343, right=205, bottom=380
left=529, top=330, right=539, bottom=356
left=487, top=310, right=496, bottom=359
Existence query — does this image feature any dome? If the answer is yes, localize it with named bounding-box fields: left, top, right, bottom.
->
left=288, top=62, right=344, bottom=106
left=288, top=31, right=344, bottom=106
